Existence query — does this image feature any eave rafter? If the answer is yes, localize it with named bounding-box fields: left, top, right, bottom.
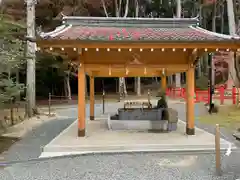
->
left=37, top=40, right=240, bottom=50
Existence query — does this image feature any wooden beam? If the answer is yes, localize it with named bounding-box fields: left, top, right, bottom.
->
left=87, top=70, right=186, bottom=77
left=83, top=49, right=188, bottom=64
left=85, top=64, right=187, bottom=77
left=161, top=76, right=167, bottom=92
left=92, top=73, right=161, bottom=77
left=84, top=64, right=188, bottom=70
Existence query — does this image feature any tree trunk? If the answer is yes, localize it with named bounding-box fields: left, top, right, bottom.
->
left=26, top=0, right=36, bottom=117
left=220, top=3, right=225, bottom=34
left=115, top=0, right=129, bottom=96
left=118, top=77, right=127, bottom=96
left=64, top=77, right=68, bottom=98
left=233, top=0, right=240, bottom=87
left=135, top=0, right=141, bottom=96
left=99, top=1, right=130, bottom=95
left=66, top=72, right=72, bottom=100
left=135, top=0, right=139, bottom=17
left=134, top=77, right=137, bottom=93
left=137, top=77, right=141, bottom=96
left=211, top=2, right=217, bottom=86
left=212, top=2, right=217, bottom=32
left=122, top=0, right=128, bottom=95
left=101, top=0, right=109, bottom=17
left=168, top=76, right=172, bottom=86
left=196, top=60, right=202, bottom=78
left=122, top=77, right=127, bottom=95
left=175, top=0, right=181, bottom=87
left=8, top=67, right=11, bottom=80
left=226, top=0, right=238, bottom=87
left=123, top=0, right=129, bottom=17
left=176, top=0, right=181, bottom=18
left=16, top=69, right=20, bottom=101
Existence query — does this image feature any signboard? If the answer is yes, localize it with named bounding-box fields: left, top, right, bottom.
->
left=212, top=51, right=231, bottom=88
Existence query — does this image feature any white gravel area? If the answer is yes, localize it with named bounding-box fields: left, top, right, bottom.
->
left=0, top=152, right=240, bottom=180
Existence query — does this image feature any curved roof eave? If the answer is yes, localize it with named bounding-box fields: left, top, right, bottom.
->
left=40, top=24, right=72, bottom=38
left=190, top=26, right=240, bottom=40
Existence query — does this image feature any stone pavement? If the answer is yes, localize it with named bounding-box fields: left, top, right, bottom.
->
left=39, top=117, right=233, bottom=158
left=1, top=115, right=58, bottom=138
left=39, top=100, right=235, bottom=158
left=0, top=116, right=76, bottom=162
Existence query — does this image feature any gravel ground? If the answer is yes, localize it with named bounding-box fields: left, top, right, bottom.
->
left=171, top=103, right=240, bottom=146
left=0, top=152, right=240, bottom=180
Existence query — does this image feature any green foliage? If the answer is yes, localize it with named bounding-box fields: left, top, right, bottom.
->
left=35, top=53, right=70, bottom=97
left=0, top=78, right=25, bottom=104
left=0, top=15, right=26, bottom=38
left=181, top=75, right=208, bottom=90
left=195, top=76, right=209, bottom=90
left=0, top=17, right=26, bottom=74
left=0, top=17, right=26, bottom=108
left=0, top=39, right=25, bottom=73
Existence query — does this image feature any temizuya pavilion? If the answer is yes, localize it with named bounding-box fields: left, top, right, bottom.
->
left=37, top=16, right=240, bottom=137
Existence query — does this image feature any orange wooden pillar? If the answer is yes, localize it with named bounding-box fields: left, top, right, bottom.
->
left=186, top=66, right=195, bottom=135
left=78, top=63, right=86, bottom=137
left=161, top=76, right=167, bottom=92
left=90, top=76, right=95, bottom=120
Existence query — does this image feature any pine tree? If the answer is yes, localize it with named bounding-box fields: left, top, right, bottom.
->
left=0, top=17, right=25, bottom=108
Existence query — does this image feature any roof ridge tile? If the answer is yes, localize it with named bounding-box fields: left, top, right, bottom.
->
left=62, top=16, right=199, bottom=28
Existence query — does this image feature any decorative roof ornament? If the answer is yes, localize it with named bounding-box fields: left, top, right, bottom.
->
left=129, top=54, right=142, bottom=65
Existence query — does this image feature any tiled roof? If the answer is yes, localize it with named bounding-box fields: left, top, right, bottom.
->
left=40, top=16, right=240, bottom=42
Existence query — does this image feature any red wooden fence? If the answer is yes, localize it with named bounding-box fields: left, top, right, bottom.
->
left=166, top=86, right=238, bottom=105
